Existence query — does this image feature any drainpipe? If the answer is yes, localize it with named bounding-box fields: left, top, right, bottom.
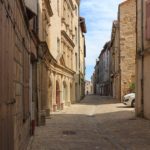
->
left=140, top=0, right=144, bottom=117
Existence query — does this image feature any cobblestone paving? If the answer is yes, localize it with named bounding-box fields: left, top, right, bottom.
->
left=28, top=95, right=150, bottom=150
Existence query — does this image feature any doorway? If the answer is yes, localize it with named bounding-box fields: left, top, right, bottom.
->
left=56, top=81, right=60, bottom=110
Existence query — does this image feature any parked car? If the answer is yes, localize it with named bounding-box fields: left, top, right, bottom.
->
left=123, top=93, right=135, bottom=107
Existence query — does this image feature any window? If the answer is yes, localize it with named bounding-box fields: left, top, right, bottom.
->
left=75, top=53, right=77, bottom=70
left=57, top=38, right=60, bottom=53
left=75, top=27, right=77, bottom=43
left=63, top=7, right=66, bottom=19
left=146, top=0, right=150, bottom=40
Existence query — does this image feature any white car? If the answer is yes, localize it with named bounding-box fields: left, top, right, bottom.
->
left=123, top=93, right=135, bottom=107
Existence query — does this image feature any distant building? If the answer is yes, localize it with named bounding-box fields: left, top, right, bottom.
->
left=93, top=42, right=112, bottom=96
left=95, top=60, right=100, bottom=94
left=85, top=80, right=93, bottom=95
left=93, top=0, right=136, bottom=100
left=92, top=72, right=97, bottom=94
left=99, top=42, right=112, bottom=96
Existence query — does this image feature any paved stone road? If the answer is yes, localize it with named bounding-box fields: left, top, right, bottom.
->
left=28, top=95, right=150, bottom=150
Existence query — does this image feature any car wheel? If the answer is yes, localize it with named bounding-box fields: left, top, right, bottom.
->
left=131, top=99, right=135, bottom=107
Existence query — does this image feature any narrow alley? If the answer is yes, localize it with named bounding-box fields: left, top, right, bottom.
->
left=28, top=96, right=150, bottom=150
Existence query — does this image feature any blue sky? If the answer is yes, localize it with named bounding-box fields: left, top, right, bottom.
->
left=80, top=0, right=122, bottom=80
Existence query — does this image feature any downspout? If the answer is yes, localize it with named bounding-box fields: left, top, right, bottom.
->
left=140, top=0, right=144, bottom=117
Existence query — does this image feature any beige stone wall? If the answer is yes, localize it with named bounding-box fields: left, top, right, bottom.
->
left=49, top=0, right=79, bottom=71
left=80, top=28, right=85, bottom=75
left=111, top=21, right=121, bottom=101
left=49, top=0, right=61, bottom=59
left=136, top=0, right=150, bottom=119
left=79, top=27, right=86, bottom=98
left=0, top=0, right=37, bottom=149
left=119, top=0, right=136, bottom=99
left=115, top=22, right=120, bottom=101
left=37, top=0, right=82, bottom=112
left=73, top=1, right=80, bottom=73
left=85, top=81, right=93, bottom=95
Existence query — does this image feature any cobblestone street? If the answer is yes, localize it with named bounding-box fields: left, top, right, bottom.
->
left=28, top=95, right=150, bottom=150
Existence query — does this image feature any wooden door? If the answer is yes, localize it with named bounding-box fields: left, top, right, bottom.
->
left=0, top=1, right=15, bottom=149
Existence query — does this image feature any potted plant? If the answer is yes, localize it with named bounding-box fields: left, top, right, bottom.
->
left=128, top=82, right=135, bottom=93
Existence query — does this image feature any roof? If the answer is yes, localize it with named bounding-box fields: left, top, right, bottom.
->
left=80, top=17, right=87, bottom=33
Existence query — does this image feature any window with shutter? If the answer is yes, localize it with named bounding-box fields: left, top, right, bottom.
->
left=146, top=0, right=150, bottom=40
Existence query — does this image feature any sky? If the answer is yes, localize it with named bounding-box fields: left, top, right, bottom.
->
left=80, top=0, right=122, bottom=80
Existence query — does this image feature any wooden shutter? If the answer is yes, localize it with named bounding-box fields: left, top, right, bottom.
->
left=146, top=0, right=150, bottom=40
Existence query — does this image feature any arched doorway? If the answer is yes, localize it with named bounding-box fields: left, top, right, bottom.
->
left=75, top=83, right=78, bottom=102
left=70, top=83, right=73, bottom=103
left=63, top=81, right=68, bottom=106
left=56, top=81, right=60, bottom=110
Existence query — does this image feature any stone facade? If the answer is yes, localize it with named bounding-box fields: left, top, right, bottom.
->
left=92, top=72, right=96, bottom=94
left=35, top=0, right=86, bottom=116
left=94, top=60, right=100, bottom=94
left=0, top=0, right=86, bottom=149
left=79, top=17, right=87, bottom=99
left=110, top=21, right=121, bottom=101
left=85, top=80, right=93, bottom=95
left=43, top=0, right=81, bottom=111
left=92, top=0, right=136, bottom=100
left=93, top=42, right=112, bottom=96
left=118, top=0, right=136, bottom=100
left=98, top=42, right=112, bottom=96
left=136, top=0, right=150, bottom=119
left=0, top=0, right=38, bottom=149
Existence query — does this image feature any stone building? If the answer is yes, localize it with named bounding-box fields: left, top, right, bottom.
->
left=93, top=42, right=112, bottom=96
left=92, top=0, right=136, bottom=100
left=94, top=60, right=100, bottom=94
left=110, top=21, right=121, bottom=101
left=118, top=0, right=136, bottom=100
left=136, top=0, right=150, bottom=119
left=0, top=0, right=86, bottom=149
left=85, top=80, right=93, bottom=95
left=79, top=17, right=87, bottom=99
left=44, top=0, right=82, bottom=111
left=92, top=72, right=97, bottom=94
left=0, top=0, right=38, bottom=149
left=98, top=42, right=112, bottom=96
left=34, top=0, right=85, bottom=115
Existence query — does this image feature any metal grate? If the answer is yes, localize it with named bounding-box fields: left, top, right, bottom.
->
left=62, top=130, right=76, bottom=135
